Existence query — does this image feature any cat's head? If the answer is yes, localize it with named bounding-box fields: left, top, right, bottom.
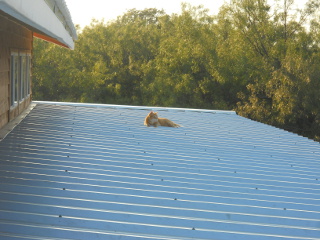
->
left=148, top=111, right=158, bottom=119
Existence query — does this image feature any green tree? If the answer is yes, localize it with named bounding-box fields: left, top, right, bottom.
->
left=32, top=2, right=320, bottom=140
left=231, top=0, right=320, bottom=140
left=33, top=39, right=75, bottom=101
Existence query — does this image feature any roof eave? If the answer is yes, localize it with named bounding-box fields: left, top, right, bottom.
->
left=0, top=0, right=76, bottom=49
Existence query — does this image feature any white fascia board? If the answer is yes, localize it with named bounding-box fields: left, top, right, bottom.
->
left=0, top=0, right=75, bottom=49
left=54, top=0, right=77, bottom=40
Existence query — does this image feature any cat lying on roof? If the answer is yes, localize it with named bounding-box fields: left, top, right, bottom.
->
left=144, top=111, right=181, bottom=128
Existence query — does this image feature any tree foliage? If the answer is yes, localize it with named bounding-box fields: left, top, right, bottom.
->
left=32, top=1, right=320, bottom=141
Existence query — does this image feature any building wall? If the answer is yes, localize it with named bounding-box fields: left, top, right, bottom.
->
left=0, top=12, right=32, bottom=129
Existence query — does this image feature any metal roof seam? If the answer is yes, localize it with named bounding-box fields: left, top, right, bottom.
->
left=0, top=102, right=319, bottom=240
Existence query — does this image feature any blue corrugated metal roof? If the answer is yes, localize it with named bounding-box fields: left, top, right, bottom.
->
left=0, top=101, right=319, bottom=240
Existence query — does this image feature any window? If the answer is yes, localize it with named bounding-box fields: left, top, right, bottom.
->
left=10, top=52, right=31, bottom=107
left=10, top=53, right=19, bottom=107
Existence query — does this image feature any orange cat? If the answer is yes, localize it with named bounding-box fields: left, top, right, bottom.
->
left=144, top=111, right=180, bottom=128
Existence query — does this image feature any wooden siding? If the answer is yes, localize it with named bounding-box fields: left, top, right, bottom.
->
left=0, top=12, right=32, bottom=130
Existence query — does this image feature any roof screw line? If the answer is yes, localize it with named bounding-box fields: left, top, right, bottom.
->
left=192, top=228, right=195, bottom=230
left=59, top=215, right=62, bottom=218
left=63, top=188, right=66, bottom=190
left=174, top=198, right=177, bottom=200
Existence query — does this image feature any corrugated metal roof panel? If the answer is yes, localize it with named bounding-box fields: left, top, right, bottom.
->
left=0, top=102, right=319, bottom=240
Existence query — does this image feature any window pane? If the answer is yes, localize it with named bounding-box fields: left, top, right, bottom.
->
left=20, top=56, right=26, bottom=100
left=26, top=55, right=31, bottom=95
left=11, top=54, right=19, bottom=106
left=14, top=56, right=19, bottom=103
left=10, top=55, right=15, bottom=106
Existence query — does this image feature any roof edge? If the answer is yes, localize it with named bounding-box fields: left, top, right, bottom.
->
left=0, top=0, right=76, bottom=49
left=0, top=103, right=36, bottom=141
left=33, top=101, right=236, bottom=114
left=52, top=0, right=78, bottom=40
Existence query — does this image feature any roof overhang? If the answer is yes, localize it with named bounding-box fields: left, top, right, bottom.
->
left=0, top=0, right=77, bottom=49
